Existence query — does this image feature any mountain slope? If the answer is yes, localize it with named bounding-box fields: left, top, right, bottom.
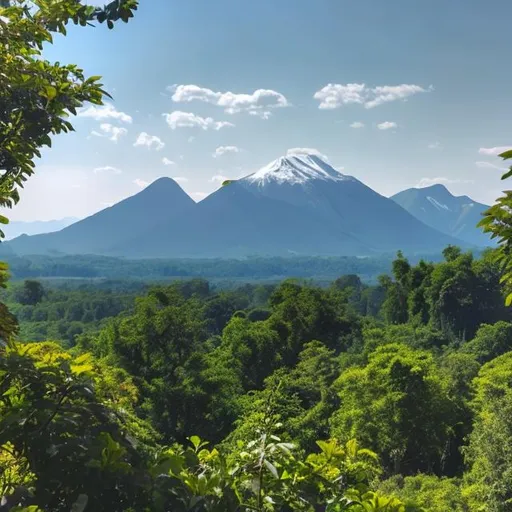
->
left=2, top=217, right=79, bottom=240
left=391, top=184, right=493, bottom=247
left=113, top=154, right=463, bottom=258
left=7, top=178, right=195, bottom=255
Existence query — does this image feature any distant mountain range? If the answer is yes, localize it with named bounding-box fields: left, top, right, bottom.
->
left=391, top=184, right=493, bottom=247
left=2, top=154, right=491, bottom=258
left=2, top=217, right=78, bottom=240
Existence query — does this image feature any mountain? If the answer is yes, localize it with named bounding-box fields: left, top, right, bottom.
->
left=2, top=217, right=79, bottom=240
left=110, top=154, right=463, bottom=258
left=391, top=184, right=493, bottom=247
left=4, top=155, right=467, bottom=258
left=6, top=178, right=195, bottom=255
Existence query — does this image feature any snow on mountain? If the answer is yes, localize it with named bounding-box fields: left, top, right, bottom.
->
left=244, top=154, right=353, bottom=186
left=426, top=196, right=451, bottom=212
left=392, top=185, right=493, bottom=247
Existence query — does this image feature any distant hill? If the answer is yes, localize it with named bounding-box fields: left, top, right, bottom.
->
left=391, top=184, right=493, bottom=247
left=2, top=217, right=78, bottom=240
left=4, top=155, right=468, bottom=258
left=6, top=178, right=195, bottom=255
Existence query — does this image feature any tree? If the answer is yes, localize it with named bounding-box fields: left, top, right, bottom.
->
left=330, top=343, right=455, bottom=475
left=0, top=0, right=138, bottom=228
left=463, top=352, right=512, bottom=510
left=16, top=280, right=45, bottom=306
left=479, top=149, right=512, bottom=305
left=0, top=342, right=154, bottom=511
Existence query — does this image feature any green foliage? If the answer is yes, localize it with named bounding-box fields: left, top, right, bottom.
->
left=379, top=474, right=467, bottom=511
left=331, top=343, right=455, bottom=475
left=15, top=280, right=45, bottom=306
left=479, top=149, right=512, bottom=306
left=0, top=0, right=137, bottom=228
left=0, top=341, right=153, bottom=511
left=462, top=352, right=512, bottom=510
left=0, top=248, right=511, bottom=509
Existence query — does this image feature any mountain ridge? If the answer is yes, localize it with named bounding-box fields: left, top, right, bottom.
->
left=391, top=184, right=493, bottom=247
left=4, top=155, right=476, bottom=258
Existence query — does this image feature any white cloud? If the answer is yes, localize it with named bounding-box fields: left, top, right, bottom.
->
left=314, top=83, right=430, bottom=110
left=163, top=111, right=235, bottom=131
left=417, top=177, right=474, bottom=188
left=377, top=121, right=397, bottom=130
left=428, top=141, right=442, bottom=150
left=78, top=103, right=132, bottom=123
left=314, top=83, right=366, bottom=109
left=134, top=132, right=165, bottom=151
left=172, top=176, right=188, bottom=183
left=286, top=147, right=329, bottom=161
left=475, top=161, right=508, bottom=171
left=93, top=166, right=122, bottom=175
left=249, top=110, right=272, bottom=120
left=162, top=157, right=175, bottom=166
left=213, top=146, right=241, bottom=158
left=350, top=121, right=365, bottom=128
left=192, top=191, right=208, bottom=201
left=133, top=178, right=149, bottom=188
left=169, top=84, right=289, bottom=115
left=188, top=136, right=195, bottom=143
left=210, top=175, right=229, bottom=183
left=94, top=123, right=127, bottom=142
left=478, top=146, right=512, bottom=156
left=366, top=84, right=431, bottom=109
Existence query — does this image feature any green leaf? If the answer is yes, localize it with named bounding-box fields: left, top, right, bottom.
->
left=499, top=150, right=512, bottom=160
left=44, top=85, right=57, bottom=100
left=263, top=459, right=279, bottom=479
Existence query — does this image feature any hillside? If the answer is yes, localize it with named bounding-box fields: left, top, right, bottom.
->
left=391, top=184, right=493, bottom=247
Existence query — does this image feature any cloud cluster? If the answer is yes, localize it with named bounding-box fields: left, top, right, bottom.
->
left=213, top=146, right=241, bottom=158
left=163, top=111, right=235, bottom=131
left=92, top=123, right=128, bottom=142
left=478, top=146, right=512, bottom=156
left=169, top=85, right=289, bottom=115
left=162, top=157, right=175, bottom=166
left=314, top=83, right=430, bottom=110
left=79, top=103, right=132, bottom=123
left=134, top=132, right=165, bottom=151
left=350, top=121, right=365, bottom=129
left=173, top=176, right=188, bottom=183
left=377, top=121, right=397, bottom=131
left=286, top=147, right=329, bottom=161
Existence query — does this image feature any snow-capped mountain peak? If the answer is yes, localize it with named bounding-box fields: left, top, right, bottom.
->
left=244, top=154, right=352, bottom=186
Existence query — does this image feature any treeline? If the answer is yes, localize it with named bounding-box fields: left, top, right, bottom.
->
left=3, top=252, right=413, bottom=281
left=1, top=247, right=512, bottom=510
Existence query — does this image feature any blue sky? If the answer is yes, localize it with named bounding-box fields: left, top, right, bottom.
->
left=10, top=0, right=512, bottom=220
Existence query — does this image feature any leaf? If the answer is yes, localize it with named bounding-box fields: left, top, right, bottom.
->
left=499, top=150, right=512, bottom=160
left=263, top=459, right=279, bottom=479
left=505, top=293, right=512, bottom=307
left=501, top=168, right=512, bottom=181
left=44, top=85, right=57, bottom=100
left=71, top=494, right=89, bottom=512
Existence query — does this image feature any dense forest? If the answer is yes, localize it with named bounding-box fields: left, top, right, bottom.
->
left=0, top=253, right=400, bottom=283
left=2, top=246, right=512, bottom=510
